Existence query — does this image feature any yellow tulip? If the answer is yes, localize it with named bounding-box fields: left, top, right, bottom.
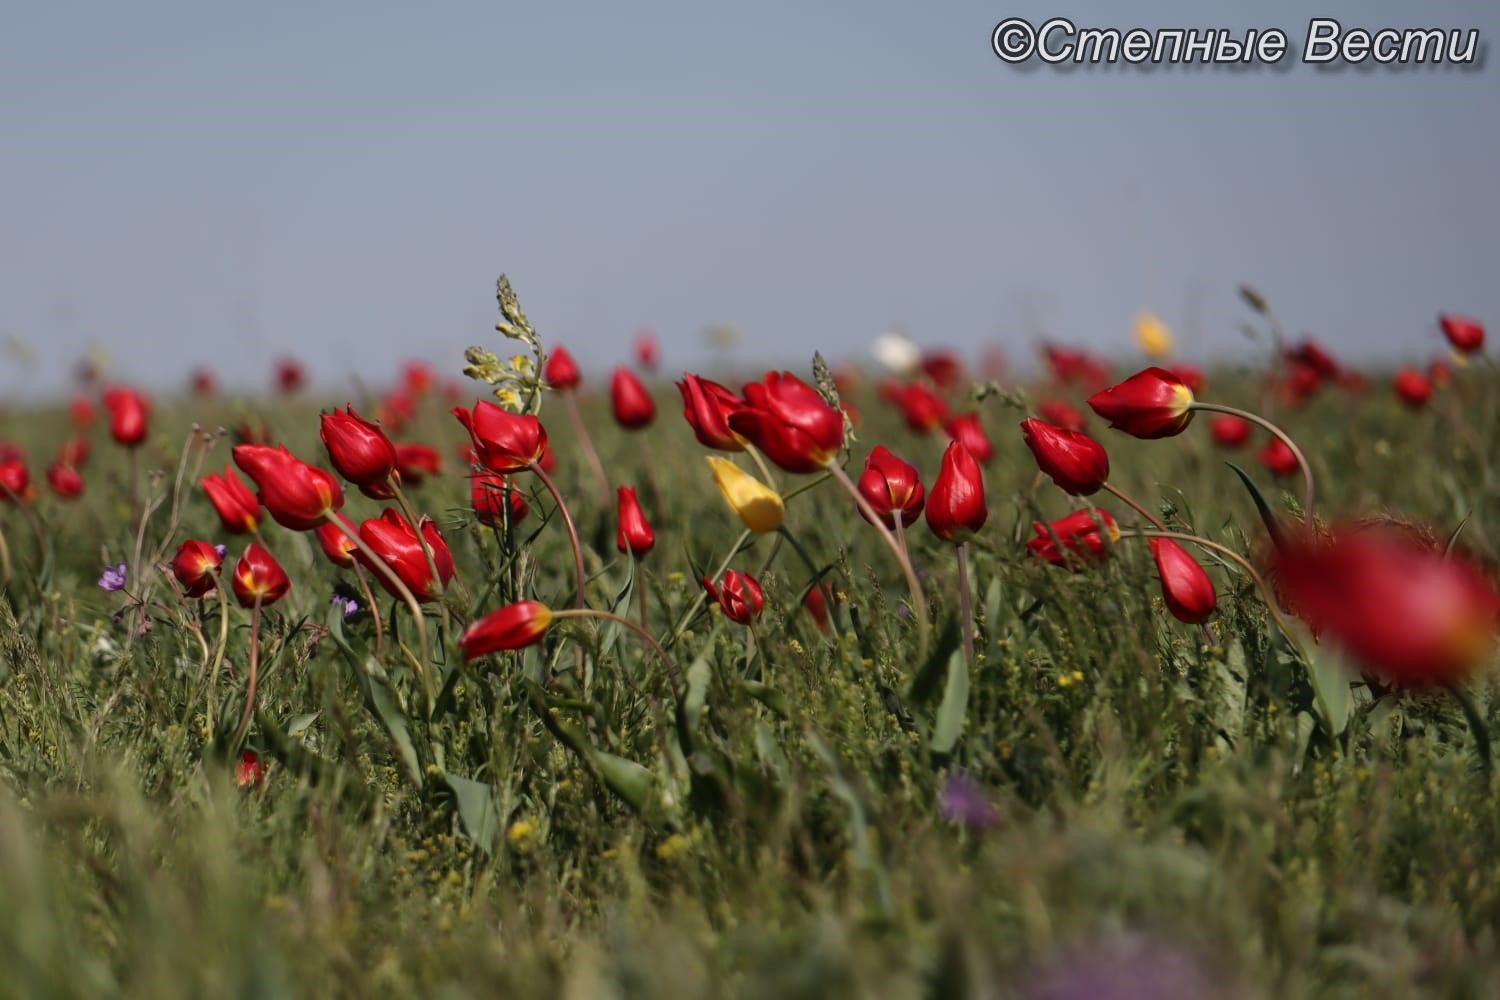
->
left=1134, top=312, right=1173, bottom=358
left=706, top=457, right=784, bottom=533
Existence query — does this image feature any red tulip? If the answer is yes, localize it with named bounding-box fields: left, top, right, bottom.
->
left=274, top=356, right=306, bottom=394
left=460, top=600, right=553, bottom=660
left=1087, top=367, right=1195, bottom=439
left=943, top=412, right=994, bottom=465
left=1020, top=419, right=1109, bottom=496
left=315, top=512, right=360, bottom=568
left=1149, top=538, right=1216, bottom=623
left=1208, top=415, right=1251, bottom=449
left=920, top=350, right=964, bottom=391
left=102, top=386, right=149, bottom=448
left=320, top=405, right=398, bottom=497
left=172, top=539, right=223, bottom=598
left=232, top=542, right=290, bottom=607
left=544, top=346, right=582, bottom=390
left=676, top=373, right=745, bottom=451
left=201, top=466, right=261, bottom=535
left=378, top=391, right=416, bottom=434
left=1439, top=314, right=1484, bottom=355
left=1269, top=524, right=1500, bottom=686
left=804, top=582, right=832, bottom=632
left=190, top=367, right=217, bottom=397
left=452, top=400, right=548, bottom=473
left=0, top=460, right=29, bottom=502
left=69, top=393, right=96, bottom=428
left=471, top=473, right=528, bottom=527
left=46, top=461, right=84, bottom=499
left=727, top=371, right=845, bottom=473
left=611, top=366, right=656, bottom=429
left=1281, top=359, right=1324, bottom=405
left=881, top=380, right=949, bottom=434
left=58, top=436, right=89, bottom=468
left=857, top=446, right=925, bottom=528
left=1037, top=399, right=1086, bottom=432
left=703, top=570, right=764, bottom=625
left=235, top=749, right=267, bottom=787
left=402, top=360, right=436, bottom=396
left=1286, top=339, right=1340, bottom=379
left=1171, top=364, right=1207, bottom=395
left=357, top=508, right=455, bottom=603
left=1258, top=437, right=1298, bottom=477
left=393, top=443, right=442, bottom=485
left=616, top=486, right=655, bottom=556
left=231, top=445, right=344, bottom=531
left=1026, top=509, right=1120, bottom=568
left=1429, top=359, right=1452, bottom=390
left=1042, top=344, right=1111, bottom=390
left=1392, top=368, right=1431, bottom=409
left=925, top=441, right=987, bottom=542
left=633, top=329, right=659, bottom=372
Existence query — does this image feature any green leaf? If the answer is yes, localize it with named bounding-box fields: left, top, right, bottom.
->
left=1305, top=643, right=1354, bottom=738
left=444, top=773, right=500, bottom=848
left=285, top=713, right=320, bottom=738
left=741, top=680, right=790, bottom=720
left=592, top=751, right=654, bottom=812
left=596, top=557, right=636, bottom=666
left=929, top=649, right=970, bottom=755
left=683, top=641, right=713, bottom=733
left=1225, top=461, right=1284, bottom=548
left=906, top=615, right=961, bottom=705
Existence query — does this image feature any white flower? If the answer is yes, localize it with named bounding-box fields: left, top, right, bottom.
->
left=872, top=332, right=920, bottom=375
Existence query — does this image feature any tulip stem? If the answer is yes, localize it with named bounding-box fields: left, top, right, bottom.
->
left=229, top=597, right=262, bottom=752
left=1102, top=482, right=1167, bottom=531
left=637, top=438, right=666, bottom=518
left=828, top=463, right=930, bottom=659
left=323, top=513, right=433, bottom=711
left=530, top=461, right=587, bottom=608
left=392, top=481, right=467, bottom=607
left=352, top=563, right=385, bottom=658
left=551, top=608, right=682, bottom=700
left=1443, top=681, right=1493, bottom=778
left=743, top=443, right=780, bottom=493
left=665, top=528, right=754, bottom=650
left=1190, top=402, right=1315, bottom=528
left=0, top=521, right=11, bottom=587
left=1127, top=529, right=1310, bottom=664
left=563, top=393, right=612, bottom=507
left=955, top=542, right=976, bottom=667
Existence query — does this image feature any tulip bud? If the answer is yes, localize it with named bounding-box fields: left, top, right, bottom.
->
left=103, top=387, right=149, bottom=448
left=472, top=473, right=529, bottom=528
left=320, top=405, right=398, bottom=496
left=460, top=600, right=554, bottom=660
left=1020, top=419, right=1110, bottom=496
left=881, top=380, right=948, bottom=434
left=201, top=466, right=262, bottom=535
left=544, top=345, right=582, bottom=390
left=611, top=366, right=656, bottom=429
left=1392, top=368, right=1432, bottom=409
left=232, top=542, right=290, bottom=607
left=616, top=486, right=656, bottom=556
left=172, top=539, right=223, bottom=598
left=856, top=446, right=924, bottom=528
left=1087, top=367, right=1195, bottom=439
left=1149, top=538, right=1216, bottom=623
left=0, top=460, right=29, bottom=502
left=706, top=457, right=784, bottom=533
left=235, top=749, right=267, bottom=787
left=925, top=441, right=987, bottom=543
left=46, top=461, right=84, bottom=500
left=1439, top=314, right=1484, bottom=355
left=314, top=512, right=360, bottom=568
left=703, top=570, right=764, bottom=625
left=1258, top=437, right=1298, bottom=478
left=1208, top=415, right=1251, bottom=448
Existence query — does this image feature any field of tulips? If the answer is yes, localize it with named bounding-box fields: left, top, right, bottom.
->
left=1, top=280, right=1497, bottom=997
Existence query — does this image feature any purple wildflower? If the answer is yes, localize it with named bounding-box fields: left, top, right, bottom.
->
left=940, top=771, right=1001, bottom=830
left=331, top=593, right=359, bottom=617
left=98, top=562, right=128, bottom=592
left=1023, top=931, right=1235, bottom=1000
left=214, top=544, right=228, bottom=559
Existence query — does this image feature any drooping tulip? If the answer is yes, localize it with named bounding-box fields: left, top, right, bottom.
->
left=727, top=371, right=845, bottom=474
left=460, top=600, right=553, bottom=660
left=925, top=441, right=987, bottom=542
left=610, top=366, right=656, bottom=429
left=856, top=446, right=924, bottom=528
left=616, top=486, right=656, bottom=556
left=452, top=400, right=547, bottom=473
left=1087, top=367, right=1195, bottom=439
left=1026, top=509, right=1120, bottom=569
left=357, top=508, right=455, bottom=603
left=677, top=373, right=745, bottom=451
left=1439, top=314, right=1484, bottom=355
left=1020, top=419, right=1109, bottom=497
left=201, top=466, right=261, bottom=535
left=232, top=542, right=291, bottom=607
left=231, top=445, right=344, bottom=531
left=172, top=539, right=223, bottom=598
left=320, top=405, right=398, bottom=497
left=703, top=570, right=764, bottom=626
left=706, top=457, right=784, bottom=534
left=1149, top=538, right=1216, bottom=623
left=1269, top=524, right=1500, bottom=686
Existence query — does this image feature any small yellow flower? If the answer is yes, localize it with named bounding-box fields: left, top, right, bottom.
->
left=507, top=817, right=538, bottom=852
left=706, top=457, right=784, bottom=533
left=1134, top=312, right=1173, bottom=358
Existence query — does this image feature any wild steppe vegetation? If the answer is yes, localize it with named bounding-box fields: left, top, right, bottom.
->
left=0, top=282, right=1495, bottom=998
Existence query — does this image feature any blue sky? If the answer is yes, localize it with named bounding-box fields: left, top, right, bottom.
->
left=2, top=0, right=1496, bottom=397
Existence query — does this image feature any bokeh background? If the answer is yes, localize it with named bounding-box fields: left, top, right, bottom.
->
left=2, top=0, right=1496, bottom=397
